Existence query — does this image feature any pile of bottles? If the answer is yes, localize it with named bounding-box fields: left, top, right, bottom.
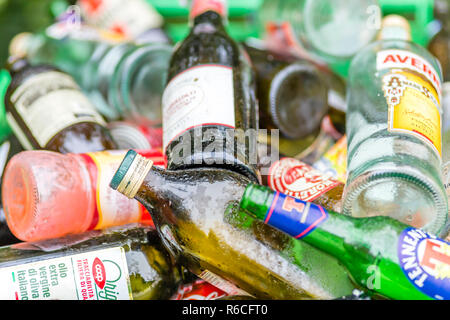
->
left=0, top=0, right=448, bottom=301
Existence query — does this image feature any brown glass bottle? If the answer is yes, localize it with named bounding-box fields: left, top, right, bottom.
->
left=162, top=0, right=258, bottom=182
left=428, top=0, right=450, bottom=81
left=244, top=44, right=329, bottom=141
left=110, top=150, right=356, bottom=300
left=4, top=59, right=116, bottom=153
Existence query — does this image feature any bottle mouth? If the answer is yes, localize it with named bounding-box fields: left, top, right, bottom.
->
left=110, top=149, right=153, bottom=198
left=342, top=168, right=448, bottom=235
left=269, top=63, right=328, bottom=140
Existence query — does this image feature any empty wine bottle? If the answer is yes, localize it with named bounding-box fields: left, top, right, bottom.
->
left=239, top=183, right=450, bottom=300
left=162, top=0, right=259, bottom=182
left=2, top=149, right=165, bottom=242
left=0, top=224, right=181, bottom=300
left=109, top=150, right=356, bottom=300
left=4, top=58, right=117, bottom=153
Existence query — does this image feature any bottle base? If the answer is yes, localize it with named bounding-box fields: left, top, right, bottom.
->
left=342, top=164, right=448, bottom=235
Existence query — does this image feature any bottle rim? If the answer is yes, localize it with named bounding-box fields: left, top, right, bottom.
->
left=342, top=167, right=448, bottom=235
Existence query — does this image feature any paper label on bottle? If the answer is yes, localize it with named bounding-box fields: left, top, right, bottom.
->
left=79, top=0, right=163, bottom=38
left=84, top=151, right=149, bottom=230
left=264, top=191, right=328, bottom=239
left=162, top=65, right=235, bottom=151
left=0, top=247, right=132, bottom=300
left=313, top=135, right=347, bottom=183
left=377, top=50, right=442, bottom=158
left=268, top=157, right=341, bottom=201
left=397, top=227, right=450, bottom=300
left=198, top=270, right=252, bottom=297
left=9, top=71, right=106, bottom=148
left=170, top=278, right=228, bottom=300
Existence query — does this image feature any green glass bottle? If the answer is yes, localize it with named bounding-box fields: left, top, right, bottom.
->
left=9, top=26, right=172, bottom=122
left=240, top=183, right=450, bottom=300
left=109, top=149, right=356, bottom=300
left=0, top=224, right=181, bottom=300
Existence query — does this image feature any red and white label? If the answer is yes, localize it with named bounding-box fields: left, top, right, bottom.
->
left=78, top=150, right=166, bottom=230
left=171, top=279, right=228, bottom=300
left=162, top=65, right=235, bottom=151
left=376, top=49, right=442, bottom=98
left=268, top=157, right=341, bottom=201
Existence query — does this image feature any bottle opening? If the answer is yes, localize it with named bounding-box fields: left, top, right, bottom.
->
left=110, top=149, right=153, bottom=198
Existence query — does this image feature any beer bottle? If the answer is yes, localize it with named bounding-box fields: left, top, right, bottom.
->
left=2, top=149, right=165, bottom=242
left=343, top=15, right=447, bottom=234
left=4, top=58, right=117, bottom=153
left=0, top=224, right=181, bottom=300
left=162, top=0, right=259, bottom=182
left=239, top=183, right=450, bottom=300
left=109, top=150, right=356, bottom=300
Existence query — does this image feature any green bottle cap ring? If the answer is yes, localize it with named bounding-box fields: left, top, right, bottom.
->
left=110, top=149, right=138, bottom=190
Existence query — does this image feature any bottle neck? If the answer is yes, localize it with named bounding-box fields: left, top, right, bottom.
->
left=239, top=183, right=354, bottom=258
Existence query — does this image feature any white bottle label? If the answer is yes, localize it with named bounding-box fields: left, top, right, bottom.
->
left=9, top=71, right=106, bottom=148
left=162, top=65, right=235, bottom=151
left=0, top=247, right=132, bottom=300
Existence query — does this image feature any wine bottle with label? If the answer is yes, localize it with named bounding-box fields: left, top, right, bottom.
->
left=162, top=0, right=259, bottom=182
left=0, top=224, right=181, bottom=300
left=4, top=58, right=117, bottom=153
left=109, top=150, right=356, bottom=300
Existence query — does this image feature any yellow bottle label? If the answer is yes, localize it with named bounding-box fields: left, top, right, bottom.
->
left=378, top=49, right=442, bottom=158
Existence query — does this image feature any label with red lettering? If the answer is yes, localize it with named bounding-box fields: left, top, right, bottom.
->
left=397, top=227, right=450, bottom=300
left=377, top=49, right=443, bottom=157
left=264, top=191, right=328, bottom=239
left=268, top=157, right=341, bottom=201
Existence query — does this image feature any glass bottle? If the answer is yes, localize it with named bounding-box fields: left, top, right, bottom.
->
left=162, top=0, right=259, bottom=182
left=9, top=27, right=173, bottom=122
left=262, top=157, right=344, bottom=213
left=1, top=149, right=165, bottom=242
left=4, top=59, right=117, bottom=154
left=109, top=150, right=356, bottom=300
left=0, top=224, right=181, bottom=300
left=107, top=120, right=163, bottom=150
left=427, top=0, right=449, bottom=82
left=243, top=42, right=328, bottom=142
left=77, top=0, right=165, bottom=42
left=0, top=69, right=12, bottom=143
left=343, top=15, right=448, bottom=235
left=257, top=0, right=381, bottom=77
left=239, top=183, right=450, bottom=300
left=440, top=82, right=450, bottom=241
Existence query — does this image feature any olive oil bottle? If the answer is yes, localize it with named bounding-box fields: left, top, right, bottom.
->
left=0, top=224, right=181, bottom=300
left=110, top=150, right=356, bottom=300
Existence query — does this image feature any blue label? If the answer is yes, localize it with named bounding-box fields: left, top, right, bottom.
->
left=397, top=227, right=450, bottom=300
left=264, top=192, right=328, bottom=239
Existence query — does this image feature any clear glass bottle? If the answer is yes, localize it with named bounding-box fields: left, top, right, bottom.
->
left=343, top=15, right=448, bottom=235
left=440, top=82, right=450, bottom=240
left=9, top=27, right=172, bottom=122
left=0, top=224, right=181, bottom=300
left=258, top=0, right=381, bottom=77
